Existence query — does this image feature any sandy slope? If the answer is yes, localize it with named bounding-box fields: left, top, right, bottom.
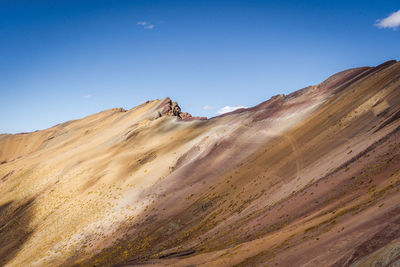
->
left=1, top=60, right=400, bottom=266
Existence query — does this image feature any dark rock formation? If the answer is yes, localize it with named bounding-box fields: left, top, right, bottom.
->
left=157, top=97, right=206, bottom=121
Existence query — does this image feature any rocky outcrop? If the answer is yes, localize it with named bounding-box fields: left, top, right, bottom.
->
left=157, top=97, right=206, bottom=121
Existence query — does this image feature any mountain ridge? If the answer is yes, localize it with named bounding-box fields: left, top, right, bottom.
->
left=1, top=60, right=400, bottom=266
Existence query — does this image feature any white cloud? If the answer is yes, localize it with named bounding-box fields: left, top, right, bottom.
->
left=137, top=21, right=155, bottom=29
left=217, top=105, right=247, bottom=115
left=375, top=10, right=400, bottom=29
left=144, top=24, right=155, bottom=29
left=83, top=94, right=92, bottom=99
left=202, top=105, right=215, bottom=110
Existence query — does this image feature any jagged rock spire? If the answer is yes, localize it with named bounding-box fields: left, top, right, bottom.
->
left=157, top=97, right=206, bottom=120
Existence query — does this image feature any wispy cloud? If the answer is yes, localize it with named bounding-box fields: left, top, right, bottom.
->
left=375, top=10, right=400, bottom=29
left=83, top=94, right=92, bottom=99
left=137, top=21, right=155, bottom=29
left=202, top=105, right=215, bottom=110
left=144, top=24, right=155, bottom=29
left=217, top=105, right=247, bottom=115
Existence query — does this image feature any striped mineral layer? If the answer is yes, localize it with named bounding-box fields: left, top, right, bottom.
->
left=1, top=60, right=400, bottom=266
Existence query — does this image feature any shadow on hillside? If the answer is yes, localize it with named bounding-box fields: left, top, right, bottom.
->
left=0, top=198, right=34, bottom=266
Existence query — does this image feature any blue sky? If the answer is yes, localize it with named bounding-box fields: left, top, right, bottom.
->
left=0, top=0, right=399, bottom=133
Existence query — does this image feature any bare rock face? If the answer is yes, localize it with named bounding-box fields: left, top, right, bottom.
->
left=159, top=97, right=185, bottom=117
left=157, top=97, right=206, bottom=120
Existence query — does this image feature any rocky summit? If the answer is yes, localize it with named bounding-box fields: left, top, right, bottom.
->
left=1, top=60, right=400, bottom=266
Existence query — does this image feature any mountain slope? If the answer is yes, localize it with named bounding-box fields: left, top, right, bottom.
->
left=1, top=60, right=400, bottom=266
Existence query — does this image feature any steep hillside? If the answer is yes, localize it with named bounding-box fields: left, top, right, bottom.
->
left=1, top=60, right=400, bottom=266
